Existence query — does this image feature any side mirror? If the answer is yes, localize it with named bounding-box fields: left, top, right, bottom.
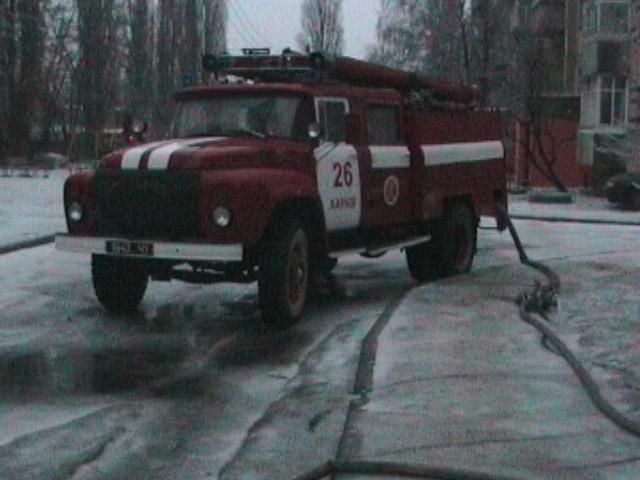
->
left=307, top=122, right=323, bottom=140
left=345, top=113, right=363, bottom=145
left=131, top=119, right=148, bottom=134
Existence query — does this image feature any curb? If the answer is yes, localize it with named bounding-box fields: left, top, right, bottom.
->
left=527, top=191, right=574, bottom=204
left=0, top=234, right=55, bottom=256
left=510, top=214, right=640, bottom=227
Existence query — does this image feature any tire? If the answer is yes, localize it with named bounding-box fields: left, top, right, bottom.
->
left=406, top=203, right=476, bottom=282
left=628, top=189, right=640, bottom=211
left=91, top=255, right=148, bottom=313
left=406, top=237, right=441, bottom=282
left=259, top=220, right=310, bottom=328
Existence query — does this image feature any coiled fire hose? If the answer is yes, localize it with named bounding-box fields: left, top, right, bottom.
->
left=292, top=207, right=640, bottom=480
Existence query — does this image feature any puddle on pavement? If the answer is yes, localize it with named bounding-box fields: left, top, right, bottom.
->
left=0, top=340, right=189, bottom=395
left=215, top=327, right=313, bottom=368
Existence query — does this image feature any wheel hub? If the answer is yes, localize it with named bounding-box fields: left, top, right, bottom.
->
left=288, top=240, right=307, bottom=305
left=454, top=225, right=471, bottom=267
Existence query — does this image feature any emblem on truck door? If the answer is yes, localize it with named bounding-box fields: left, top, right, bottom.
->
left=383, top=175, right=400, bottom=206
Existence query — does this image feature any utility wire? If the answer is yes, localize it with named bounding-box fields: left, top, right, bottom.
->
left=227, top=3, right=258, bottom=48
left=227, top=0, right=261, bottom=47
left=230, top=0, right=270, bottom=46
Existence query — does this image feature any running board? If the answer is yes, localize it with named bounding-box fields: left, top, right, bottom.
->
left=329, top=235, right=431, bottom=259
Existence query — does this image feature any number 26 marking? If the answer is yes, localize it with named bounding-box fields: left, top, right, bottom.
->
left=333, top=161, right=353, bottom=187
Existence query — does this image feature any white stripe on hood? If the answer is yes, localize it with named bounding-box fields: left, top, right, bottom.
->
left=126, top=137, right=226, bottom=170
left=121, top=140, right=169, bottom=169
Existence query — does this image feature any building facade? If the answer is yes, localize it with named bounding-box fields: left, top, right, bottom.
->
left=579, top=0, right=640, bottom=188
left=499, top=0, right=640, bottom=189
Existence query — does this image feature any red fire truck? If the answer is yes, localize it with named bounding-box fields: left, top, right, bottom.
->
left=55, top=50, right=507, bottom=327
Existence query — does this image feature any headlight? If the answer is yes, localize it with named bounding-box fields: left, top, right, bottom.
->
left=67, top=202, right=84, bottom=222
left=605, top=180, right=614, bottom=189
left=212, top=206, right=231, bottom=228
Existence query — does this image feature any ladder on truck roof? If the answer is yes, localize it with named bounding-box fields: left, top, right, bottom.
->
left=201, top=49, right=480, bottom=106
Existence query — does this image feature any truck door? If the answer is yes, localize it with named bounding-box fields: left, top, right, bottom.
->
left=361, top=103, right=413, bottom=227
left=313, top=97, right=364, bottom=232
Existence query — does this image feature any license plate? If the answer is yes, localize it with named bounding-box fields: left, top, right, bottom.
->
left=106, top=240, right=154, bottom=256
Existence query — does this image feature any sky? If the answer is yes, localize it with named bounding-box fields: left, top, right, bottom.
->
left=225, top=0, right=381, bottom=60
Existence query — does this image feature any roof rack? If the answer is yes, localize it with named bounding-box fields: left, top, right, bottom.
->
left=202, top=50, right=480, bottom=105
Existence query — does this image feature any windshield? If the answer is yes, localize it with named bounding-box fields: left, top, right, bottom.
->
left=172, top=95, right=305, bottom=140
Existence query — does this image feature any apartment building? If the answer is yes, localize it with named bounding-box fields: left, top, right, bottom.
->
left=579, top=0, right=640, bottom=188
left=503, top=0, right=639, bottom=189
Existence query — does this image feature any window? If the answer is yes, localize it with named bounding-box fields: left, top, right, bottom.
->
left=599, top=75, right=627, bottom=125
left=517, top=0, right=529, bottom=28
left=172, top=96, right=305, bottom=139
left=366, top=105, right=401, bottom=145
left=600, top=1, right=629, bottom=33
left=582, top=0, right=629, bottom=36
left=315, top=98, right=349, bottom=143
left=582, top=2, right=597, bottom=35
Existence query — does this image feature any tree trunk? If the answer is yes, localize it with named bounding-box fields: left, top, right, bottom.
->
left=77, top=0, right=115, bottom=156
left=204, top=0, right=227, bottom=55
left=181, top=0, right=200, bottom=84
left=531, top=132, right=569, bottom=192
left=129, top=0, right=150, bottom=118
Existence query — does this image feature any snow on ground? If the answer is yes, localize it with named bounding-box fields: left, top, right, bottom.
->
left=476, top=220, right=640, bottom=424
left=343, top=261, right=640, bottom=478
left=2, top=181, right=640, bottom=478
left=551, top=254, right=640, bottom=422
left=0, top=169, right=68, bottom=245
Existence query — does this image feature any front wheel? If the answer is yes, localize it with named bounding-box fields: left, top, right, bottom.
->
left=259, top=220, right=310, bottom=328
left=92, top=255, right=148, bottom=313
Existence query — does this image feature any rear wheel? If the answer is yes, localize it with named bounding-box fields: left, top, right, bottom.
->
left=406, top=238, right=440, bottom=282
left=259, top=220, right=310, bottom=328
left=406, top=203, right=476, bottom=282
left=628, top=189, right=640, bottom=211
left=91, top=255, right=148, bottom=313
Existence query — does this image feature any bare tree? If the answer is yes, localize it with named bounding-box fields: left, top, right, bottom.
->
left=154, top=0, right=180, bottom=134
left=180, top=0, right=200, bottom=81
left=0, top=0, right=45, bottom=157
left=39, top=1, right=79, bottom=152
left=203, top=0, right=226, bottom=55
left=368, top=0, right=469, bottom=84
left=76, top=0, right=116, bottom=155
left=368, top=0, right=429, bottom=70
left=0, top=0, right=11, bottom=162
left=151, top=0, right=226, bottom=135
left=426, top=0, right=468, bottom=83
left=469, top=0, right=505, bottom=104
left=509, top=32, right=570, bottom=192
left=127, top=0, right=152, bottom=119
left=297, top=0, right=344, bottom=54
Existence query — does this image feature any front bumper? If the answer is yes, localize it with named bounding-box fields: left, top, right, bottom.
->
left=55, top=234, right=243, bottom=262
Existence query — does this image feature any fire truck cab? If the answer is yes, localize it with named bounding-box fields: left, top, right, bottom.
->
left=56, top=50, right=507, bottom=327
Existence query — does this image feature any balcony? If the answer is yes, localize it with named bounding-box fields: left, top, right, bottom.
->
left=582, top=0, right=630, bottom=40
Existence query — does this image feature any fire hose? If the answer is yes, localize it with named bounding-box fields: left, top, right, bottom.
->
left=497, top=205, right=640, bottom=440
left=291, top=208, right=640, bottom=480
